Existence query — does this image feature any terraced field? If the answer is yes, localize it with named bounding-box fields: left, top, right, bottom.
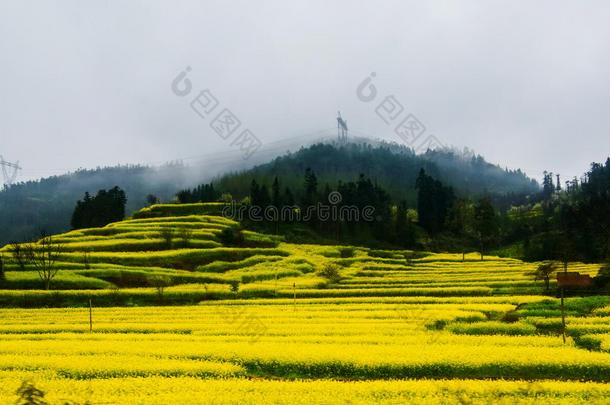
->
left=0, top=203, right=608, bottom=404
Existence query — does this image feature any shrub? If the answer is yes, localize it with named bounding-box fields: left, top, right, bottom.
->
left=317, top=263, right=342, bottom=283
left=338, top=247, right=355, bottom=258
left=229, top=280, right=240, bottom=296
left=448, top=321, right=537, bottom=336
left=15, top=380, right=47, bottom=405
left=219, top=228, right=245, bottom=247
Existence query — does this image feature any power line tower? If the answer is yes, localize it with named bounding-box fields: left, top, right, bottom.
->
left=336, top=111, right=348, bottom=143
left=0, top=155, right=21, bottom=187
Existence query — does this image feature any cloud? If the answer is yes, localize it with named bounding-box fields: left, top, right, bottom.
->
left=1, top=0, right=609, bottom=184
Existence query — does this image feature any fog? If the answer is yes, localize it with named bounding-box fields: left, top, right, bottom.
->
left=1, top=0, right=609, bottom=185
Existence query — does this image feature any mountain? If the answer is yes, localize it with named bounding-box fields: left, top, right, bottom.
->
left=0, top=164, right=192, bottom=245
left=214, top=142, right=539, bottom=204
left=0, top=139, right=538, bottom=246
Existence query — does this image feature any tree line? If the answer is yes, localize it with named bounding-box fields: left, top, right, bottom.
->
left=71, top=187, right=127, bottom=229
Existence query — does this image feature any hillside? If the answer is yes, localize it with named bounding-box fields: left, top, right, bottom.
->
left=2, top=202, right=584, bottom=302
left=215, top=142, right=539, bottom=204
left=0, top=140, right=539, bottom=246
left=0, top=164, right=192, bottom=246
left=2, top=203, right=610, bottom=402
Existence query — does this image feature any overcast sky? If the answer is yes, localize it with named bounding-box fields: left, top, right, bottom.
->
left=1, top=0, right=609, bottom=185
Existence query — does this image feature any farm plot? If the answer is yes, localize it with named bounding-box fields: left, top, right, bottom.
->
left=1, top=204, right=609, bottom=403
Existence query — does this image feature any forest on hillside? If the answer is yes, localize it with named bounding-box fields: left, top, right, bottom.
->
left=0, top=142, right=537, bottom=245
left=177, top=154, right=610, bottom=263
left=215, top=143, right=538, bottom=205
left=0, top=163, right=191, bottom=245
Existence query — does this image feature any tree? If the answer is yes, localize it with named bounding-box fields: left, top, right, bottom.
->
left=593, top=261, right=610, bottom=288
left=9, top=242, right=32, bottom=271
left=219, top=193, right=233, bottom=203
left=159, top=227, right=175, bottom=249
left=394, top=201, right=416, bottom=247
left=28, top=236, right=63, bottom=290
left=533, top=261, right=558, bottom=291
left=0, top=254, right=5, bottom=282
left=415, top=169, right=454, bottom=235
left=271, top=177, right=282, bottom=232
left=258, top=185, right=271, bottom=208
left=146, top=194, right=159, bottom=205
left=317, top=263, right=342, bottom=283
left=218, top=228, right=245, bottom=246
left=71, top=187, right=127, bottom=229
left=542, top=171, right=555, bottom=200
left=149, top=275, right=171, bottom=303
left=473, top=197, right=498, bottom=260
left=303, top=168, right=318, bottom=206
left=178, top=227, right=194, bottom=247
left=82, top=250, right=91, bottom=270
left=271, top=177, right=282, bottom=208
left=176, top=182, right=220, bottom=203
left=15, top=380, right=47, bottom=405
left=175, top=190, right=191, bottom=204
left=229, top=280, right=240, bottom=296
left=250, top=179, right=264, bottom=207
left=284, top=187, right=295, bottom=206
left=448, top=199, right=475, bottom=261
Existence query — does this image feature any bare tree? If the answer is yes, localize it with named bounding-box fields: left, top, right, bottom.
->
left=9, top=242, right=32, bottom=271
left=28, top=236, right=63, bottom=290
left=149, top=275, right=171, bottom=303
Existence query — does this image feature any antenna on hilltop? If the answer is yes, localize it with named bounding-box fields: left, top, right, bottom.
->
left=0, top=155, right=21, bottom=187
left=336, top=111, right=348, bottom=144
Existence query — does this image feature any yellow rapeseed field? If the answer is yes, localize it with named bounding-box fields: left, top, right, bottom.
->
left=1, top=205, right=609, bottom=403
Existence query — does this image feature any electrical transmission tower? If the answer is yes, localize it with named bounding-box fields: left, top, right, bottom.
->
left=0, top=155, right=21, bottom=186
left=336, top=111, right=348, bottom=143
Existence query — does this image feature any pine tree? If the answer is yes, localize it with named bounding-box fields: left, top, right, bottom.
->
left=473, top=197, right=498, bottom=260
left=250, top=180, right=261, bottom=206
left=271, top=177, right=281, bottom=208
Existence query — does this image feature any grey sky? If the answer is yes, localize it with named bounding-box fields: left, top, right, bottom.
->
left=1, top=0, right=609, bottom=185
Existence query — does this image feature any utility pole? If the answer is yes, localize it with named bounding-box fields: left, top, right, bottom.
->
left=560, top=259, right=568, bottom=344
left=560, top=287, right=566, bottom=344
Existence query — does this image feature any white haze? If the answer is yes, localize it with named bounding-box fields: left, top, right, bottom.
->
left=1, top=0, right=609, bottom=186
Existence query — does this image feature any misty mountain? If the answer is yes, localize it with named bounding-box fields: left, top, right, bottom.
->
left=0, top=140, right=538, bottom=246
left=0, top=164, right=193, bottom=245
left=214, top=142, right=539, bottom=204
